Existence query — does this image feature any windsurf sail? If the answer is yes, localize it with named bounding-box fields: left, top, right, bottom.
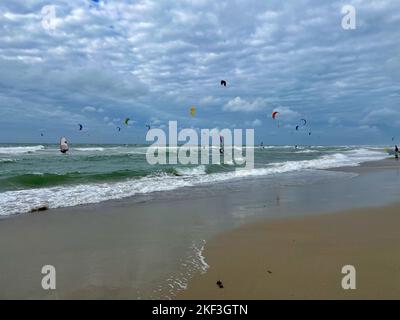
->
left=60, top=137, right=69, bottom=154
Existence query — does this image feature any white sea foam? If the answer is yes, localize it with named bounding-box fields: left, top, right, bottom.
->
left=295, top=149, right=317, bottom=153
left=193, top=239, right=209, bottom=274
left=0, top=145, right=45, bottom=155
left=0, top=148, right=388, bottom=216
left=155, top=239, right=209, bottom=299
left=176, top=165, right=206, bottom=176
left=74, top=147, right=105, bottom=152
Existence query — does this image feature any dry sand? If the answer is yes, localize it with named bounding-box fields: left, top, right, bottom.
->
left=179, top=203, right=400, bottom=299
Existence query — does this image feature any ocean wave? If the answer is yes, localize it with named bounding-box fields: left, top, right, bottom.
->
left=294, top=149, right=317, bottom=153
left=0, top=158, right=17, bottom=163
left=266, top=149, right=386, bottom=172
left=0, top=148, right=387, bottom=216
left=74, top=147, right=105, bottom=152
left=0, top=173, right=192, bottom=216
left=0, top=170, right=149, bottom=190
left=175, top=165, right=206, bottom=176
left=0, top=145, right=45, bottom=155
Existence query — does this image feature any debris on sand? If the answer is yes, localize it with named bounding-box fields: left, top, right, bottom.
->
left=30, top=204, right=49, bottom=213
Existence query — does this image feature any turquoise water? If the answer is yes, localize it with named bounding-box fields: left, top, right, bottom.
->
left=0, top=143, right=388, bottom=216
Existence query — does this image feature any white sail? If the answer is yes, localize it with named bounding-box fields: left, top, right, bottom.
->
left=60, top=137, right=69, bottom=153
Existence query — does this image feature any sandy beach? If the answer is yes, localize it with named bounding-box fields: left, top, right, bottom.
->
left=179, top=159, right=400, bottom=299
left=0, top=158, right=399, bottom=299
left=179, top=203, right=400, bottom=299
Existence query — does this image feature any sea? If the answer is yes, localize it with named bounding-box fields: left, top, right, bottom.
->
left=0, top=143, right=388, bottom=217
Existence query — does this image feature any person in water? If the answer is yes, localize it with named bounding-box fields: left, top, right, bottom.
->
left=395, top=145, right=399, bottom=159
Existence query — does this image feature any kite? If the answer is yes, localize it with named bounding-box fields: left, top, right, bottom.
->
left=78, top=124, right=83, bottom=131
left=190, top=106, right=196, bottom=117
left=124, top=118, right=130, bottom=125
left=89, top=0, right=101, bottom=8
left=220, top=80, right=227, bottom=87
left=272, top=111, right=280, bottom=127
left=295, top=119, right=307, bottom=131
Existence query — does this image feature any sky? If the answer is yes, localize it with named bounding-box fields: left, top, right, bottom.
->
left=0, top=0, right=399, bottom=145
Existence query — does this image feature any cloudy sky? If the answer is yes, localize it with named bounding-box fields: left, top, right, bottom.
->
left=0, top=0, right=399, bottom=145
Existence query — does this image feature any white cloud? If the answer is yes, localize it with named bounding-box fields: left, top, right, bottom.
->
left=362, top=107, right=400, bottom=126
left=200, top=96, right=221, bottom=106
left=82, top=106, right=97, bottom=112
left=223, top=97, right=266, bottom=112
left=245, top=119, right=262, bottom=127
left=358, top=125, right=379, bottom=133
left=83, top=106, right=104, bottom=113
left=273, top=107, right=300, bottom=120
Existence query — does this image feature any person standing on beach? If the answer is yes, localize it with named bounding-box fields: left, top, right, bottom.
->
left=395, top=145, right=399, bottom=159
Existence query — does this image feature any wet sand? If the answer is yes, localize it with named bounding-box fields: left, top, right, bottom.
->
left=328, top=157, right=400, bottom=173
left=178, top=203, right=400, bottom=299
left=179, top=159, right=400, bottom=299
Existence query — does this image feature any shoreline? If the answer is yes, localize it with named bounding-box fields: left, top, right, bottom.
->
left=0, top=157, right=399, bottom=299
left=0, top=145, right=390, bottom=218
left=178, top=202, right=400, bottom=299
left=178, top=158, right=400, bottom=300
left=0, top=156, right=394, bottom=221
